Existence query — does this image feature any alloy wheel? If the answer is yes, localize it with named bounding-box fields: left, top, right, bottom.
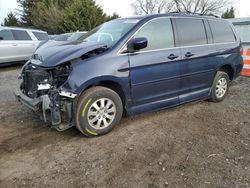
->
left=215, top=77, right=228, bottom=98
left=87, top=98, right=116, bottom=129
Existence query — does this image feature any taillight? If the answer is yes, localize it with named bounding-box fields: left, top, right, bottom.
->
left=240, top=48, right=244, bottom=56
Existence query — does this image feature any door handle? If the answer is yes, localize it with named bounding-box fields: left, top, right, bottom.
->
left=12, top=44, right=18, bottom=46
left=185, top=52, right=194, bottom=58
left=168, top=54, right=179, bottom=60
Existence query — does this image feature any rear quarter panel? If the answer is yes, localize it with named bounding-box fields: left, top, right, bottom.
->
left=212, top=42, right=243, bottom=78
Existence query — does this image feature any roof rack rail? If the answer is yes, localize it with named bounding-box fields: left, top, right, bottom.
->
left=170, top=11, right=219, bottom=18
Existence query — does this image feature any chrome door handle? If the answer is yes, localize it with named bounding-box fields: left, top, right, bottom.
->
left=168, top=54, right=179, bottom=60
left=185, top=52, right=194, bottom=58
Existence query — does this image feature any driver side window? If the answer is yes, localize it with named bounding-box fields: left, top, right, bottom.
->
left=134, top=18, right=175, bottom=51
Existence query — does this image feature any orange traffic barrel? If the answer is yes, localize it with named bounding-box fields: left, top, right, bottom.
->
left=241, top=48, right=250, bottom=77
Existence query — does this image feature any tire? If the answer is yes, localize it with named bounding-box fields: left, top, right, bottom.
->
left=210, top=71, right=230, bottom=102
left=75, top=86, right=123, bottom=137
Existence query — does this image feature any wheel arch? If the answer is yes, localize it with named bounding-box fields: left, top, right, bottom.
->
left=85, top=81, right=126, bottom=106
left=218, top=64, right=235, bottom=80
left=76, top=77, right=128, bottom=112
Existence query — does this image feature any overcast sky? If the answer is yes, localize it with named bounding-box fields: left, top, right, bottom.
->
left=0, top=0, right=249, bottom=23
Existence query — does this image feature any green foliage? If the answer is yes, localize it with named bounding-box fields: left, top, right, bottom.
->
left=2, top=12, right=20, bottom=27
left=222, top=7, right=235, bottom=19
left=12, top=0, right=119, bottom=34
left=32, top=0, right=63, bottom=34
left=106, top=13, right=120, bottom=21
left=16, top=0, right=39, bottom=27
left=59, top=0, right=108, bottom=32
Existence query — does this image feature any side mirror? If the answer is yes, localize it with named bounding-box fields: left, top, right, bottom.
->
left=127, top=37, right=148, bottom=52
left=0, top=37, right=3, bottom=40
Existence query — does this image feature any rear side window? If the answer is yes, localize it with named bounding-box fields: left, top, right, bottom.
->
left=32, top=31, right=48, bottom=40
left=175, top=18, right=207, bottom=47
left=0, top=29, right=14, bottom=40
left=134, top=17, right=175, bottom=51
left=209, top=20, right=236, bottom=43
left=11, top=30, right=32, bottom=40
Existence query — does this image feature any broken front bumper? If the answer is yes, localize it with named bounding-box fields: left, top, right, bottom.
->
left=14, top=89, right=41, bottom=111
left=14, top=89, right=75, bottom=131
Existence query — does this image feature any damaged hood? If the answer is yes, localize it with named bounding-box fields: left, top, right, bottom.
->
left=31, top=40, right=107, bottom=67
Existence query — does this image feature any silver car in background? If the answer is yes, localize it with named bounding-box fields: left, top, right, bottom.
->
left=0, top=27, right=48, bottom=65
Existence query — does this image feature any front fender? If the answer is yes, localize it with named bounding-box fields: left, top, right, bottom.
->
left=60, top=53, right=131, bottom=101
left=75, top=76, right=127, bottom=95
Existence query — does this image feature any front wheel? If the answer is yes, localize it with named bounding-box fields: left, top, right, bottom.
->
left=210, top=71, right=230, bottom=102
left=75, top=86, right=123, bottom=136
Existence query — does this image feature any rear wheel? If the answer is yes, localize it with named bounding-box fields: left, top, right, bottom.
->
left=210, top=71, right=230, bottom=102
left=75, top=86, right=123, bottom=136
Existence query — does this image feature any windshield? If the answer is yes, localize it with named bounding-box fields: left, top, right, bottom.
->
left=54, top=33, right=72, bottom=41
left=68, top=32, right=87, bottom=41
left=78, top=19, right=140, bottom=47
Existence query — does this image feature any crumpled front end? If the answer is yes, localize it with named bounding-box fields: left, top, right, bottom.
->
left=14, top=61, right=77, bottom=131
left=14, top=40, right=109, bottom=131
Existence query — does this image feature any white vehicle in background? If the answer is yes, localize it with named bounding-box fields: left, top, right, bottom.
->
left=0, top=27, right=49, bottom=65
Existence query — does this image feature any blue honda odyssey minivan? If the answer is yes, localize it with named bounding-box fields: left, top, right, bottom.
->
left=15, top=13, right=243, bottom=136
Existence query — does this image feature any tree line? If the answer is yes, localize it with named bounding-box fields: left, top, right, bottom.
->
left=131, top=0, right=235, bottom=18
left=2, top=0, right=235, bottom=34
left=2, top=0, right=119, bottom=34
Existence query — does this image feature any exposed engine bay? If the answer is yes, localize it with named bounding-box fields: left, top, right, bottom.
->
left=15, top=62, right=74, bottom=131
left=21, top=63, right=70, bottom=98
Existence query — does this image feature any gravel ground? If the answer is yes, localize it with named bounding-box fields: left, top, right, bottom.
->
left=0, top=66, right=250, bottom=188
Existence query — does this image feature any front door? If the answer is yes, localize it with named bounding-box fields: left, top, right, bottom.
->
left=127, top=17, right=181, bottom=114
left=11, top=29, right=37, bottom=61
left=0, top=29, right=35, bottom=63
left=0, top=29, right=17, bottom=63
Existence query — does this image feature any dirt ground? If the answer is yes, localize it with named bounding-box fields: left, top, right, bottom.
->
left=0, top=66, right=249, bottom=188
